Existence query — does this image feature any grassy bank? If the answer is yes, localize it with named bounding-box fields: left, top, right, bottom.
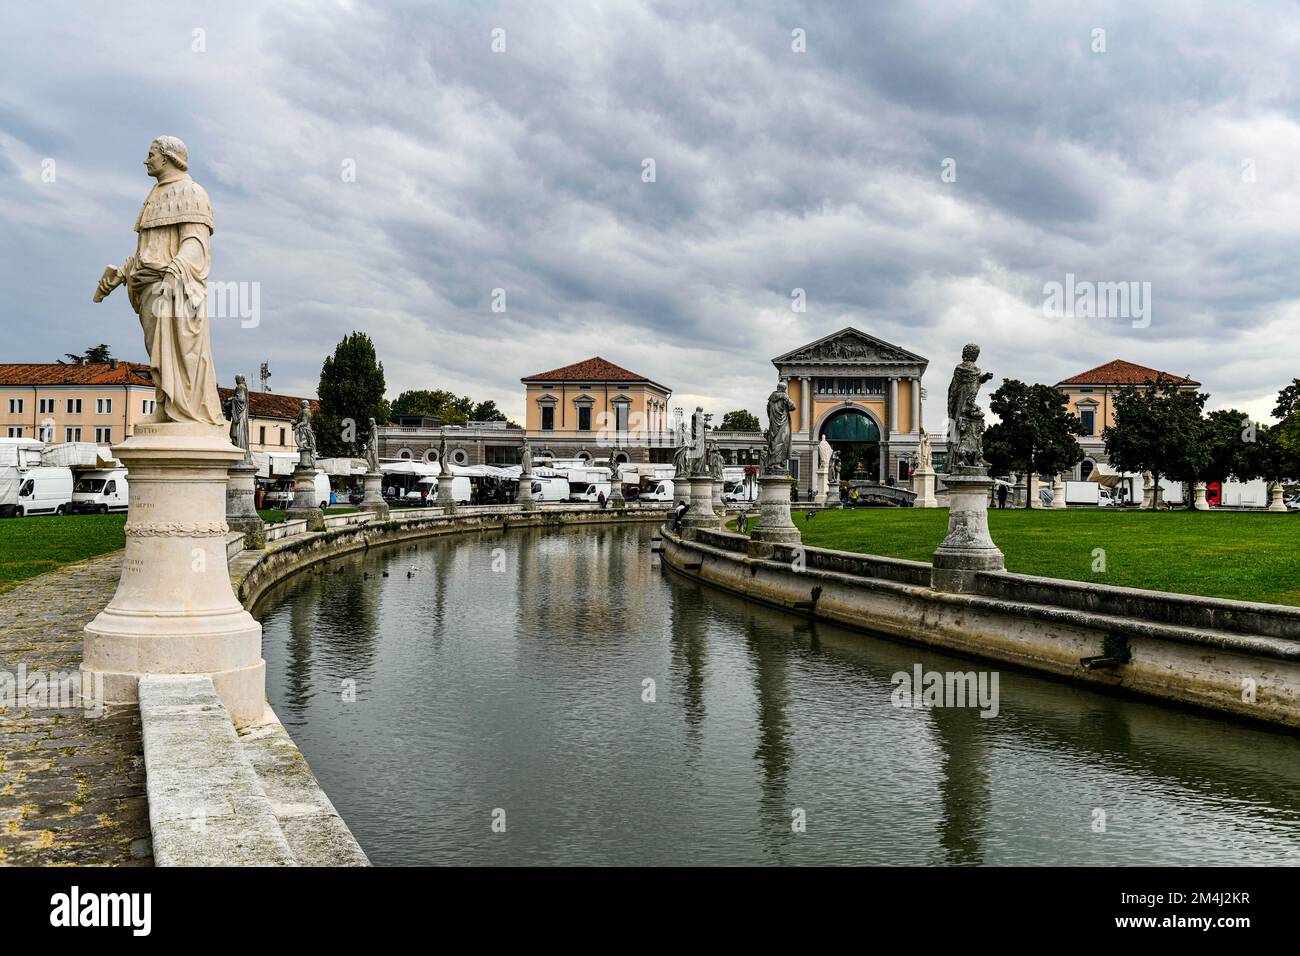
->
left=738, top=508, right=1300, bottom=607
left=0, top=514, right=128, bottom=594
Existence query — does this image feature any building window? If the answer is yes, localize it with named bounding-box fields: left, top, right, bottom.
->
left=7, top=399, right=22, bottom=414
left=95, top=427, right=112, bottom=443
left=65, top=427, right=82, bottom=442
left=614, top=403, right=629, bottom=434
left=279, top=428, right=286, bottom=446
left=67, top=398, right=82, bottom=414
left=37, top=425, right=53, bottom=441
left=6, top=427, right=21, bottom=438
left=1079, top=409, right=1095, bottom=436
left=578, top=406, right=592, bottom=431
left=451, top=448, right=469, bottom=465
left=541, top=406, right=555, bottom=430
left=39, top=398, right=53, bottom=414
left=258, top=425, right=266, bottom=446
left=898, top=459, right=909, bottom=481
left=96, top=398, right=112, bottom=414
left=142, top=399, right=156, bottom=415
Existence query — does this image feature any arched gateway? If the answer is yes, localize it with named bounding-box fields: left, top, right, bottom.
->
left=772, top=327, right=928, bottom=496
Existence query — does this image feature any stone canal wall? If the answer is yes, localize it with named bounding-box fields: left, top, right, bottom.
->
left=661, top=525, right=1300, bottom=729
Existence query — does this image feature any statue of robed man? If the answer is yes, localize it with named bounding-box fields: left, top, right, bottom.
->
left=947, top=343, right=994, bottom=473
left=93, top=135, right=225, bottom=427
left=762, top=381, right=796, bottom=474
left=223, top=374, right=251, bottom=461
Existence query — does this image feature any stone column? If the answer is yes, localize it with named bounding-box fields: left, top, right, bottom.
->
left=225, top=458, right=265, bottom=549
left=1051, top=475, right=1067, bottom=509
left=610, top=469, right=627, bottom=510
left=1027, top=474, right=1042, bottom=508
left=712, top=478, right=724, bottom=516
left=814, top=454, right=828, bottom=506
left=911, top=377, right=921, bottom=435
left=359, top=471, right=389, bottom=521
left=1267, top=481, right=1288, bottom=512
left=82, top=421, right=265, bottom=727
left=931, top=471, right=1004, bottom=592
left=889, top=378, right=899, bottom=434
left=1141, top=473, right=1155, bottom=509
left=912, top=463, right=938, bottom=508
left=285, top=463, right=325, bottom=531
left=680, top=475, right=720, bottom=534
left=748, top=475, right=801, bottom=557
left=515, top=471, right=538, bottom=510
left=1012, top=474, right=1026, bottom=508
left=1192, top=482, right=1209, bottom=510
left=436, top=471, right=457, bottom=512
left=801, top=377, right=810, bottom=433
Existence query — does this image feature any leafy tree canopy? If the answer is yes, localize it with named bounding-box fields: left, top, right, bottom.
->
left=59, top=344, right=113, bottom=365
left=983, top=379, right=1085, bottom=505
left=315, top=332, right=388, bottom=457
left=720, top=409, right=760, bottom=432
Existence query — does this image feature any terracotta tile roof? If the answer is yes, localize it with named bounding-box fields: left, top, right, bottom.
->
left=0, top=362, right=153, bottom=386
left=522, top=356, right=657, bottom=384
left=1057, top=359, right=1200, bottom=387
left=217, top=388, right=318, bottom=421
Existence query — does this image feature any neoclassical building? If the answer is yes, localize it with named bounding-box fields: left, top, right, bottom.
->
left=772, top=328, right=929, bottom=495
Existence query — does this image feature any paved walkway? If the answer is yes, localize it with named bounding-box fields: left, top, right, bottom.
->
left=0, top=554, right=152, bottom=866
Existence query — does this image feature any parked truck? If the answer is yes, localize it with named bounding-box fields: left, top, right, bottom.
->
left=71, top=468, right=130, bottom=513
left=1062, top=480, right=1115, bottom=507
left=1, top=466, right=74, bottom=517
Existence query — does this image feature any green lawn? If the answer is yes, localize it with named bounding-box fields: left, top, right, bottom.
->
left=0, top=513, right=128, bottom=594
left=738, top=508, right=1300, bottom=607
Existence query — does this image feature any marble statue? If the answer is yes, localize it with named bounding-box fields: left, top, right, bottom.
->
left=688, top=406, right=709, bottom=475
left=917, top=429, right=933, bottom=470
left=292, top=400, right=316, bottom=468
left=521, top=442, right=532, bottom=474
left=365, top=417, right=380, bottom=473
left=223, top=374, right=251, bottom=460
left=438, top=432, right=448, bottom=474
left=93, top=136, right=224, bottom=427
left=947, top=344, right=994, bottom=473
left=708, top=440, right=723, bottom=479
left=609, top=456, right=620, bottom=483
left=817, top=435, right=832, bottom=493
left=828, top=450, right=841, bottom=485
left=762, top=381, right=796, bottom=474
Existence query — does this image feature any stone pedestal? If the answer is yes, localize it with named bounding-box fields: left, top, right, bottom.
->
left=516, top=472, right=538, bottom=510
left=82, top=421, right=265, bottom=727
left=931, top=471, right=1004, bottom=593
left=1141, top=474, right=1155, bottom=510
left=712, top=478, right=724, bottom=516
left=610, top=480, right=627, bottom=510
left=359, top=471, right=390, bottom=521
left=1267, top=482, right=1288, bottom=512
left=747, top=475, right=801, bottom=556
left=1027, top=474, right=1042, bottom=508
left=680, top=475, right=721, bottom=534
left=1192, top=482, right=1209, bottom=511
left=225, top=458, right=265, bottom=549
left=815, top=465, right=829, bottom=506
left=285, top=463, right=325, bottom=531
left=1051, top=475, right=1067, bottom=509
left=436, top=472, right=457, bottom=512
left=1012, top=475, right=1027, bottom=508
left=912, top=465, right=938, bottom=508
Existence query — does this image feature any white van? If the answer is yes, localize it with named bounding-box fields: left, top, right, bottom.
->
left=640, top=479, right=675, bottom=502
left=415, top=475, right=473, bottom=504
left=569, top=481, right=612, bottom=503
left=530, top=477, right=570, bottom=502
left=72, top=468, right=130, bottom=514
left=6, top=466, right=74, bottom=517
left=722, top=477, right=757, bottom=503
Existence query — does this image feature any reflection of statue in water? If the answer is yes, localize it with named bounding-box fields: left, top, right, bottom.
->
left=762, top=381, right=796, bottom=474
left=93, top=136, right=225, bottom=427
left=947, top=344, right=994, bottom=473
left=365, top=417, right=380, bottom=473
left=292, top=400, right=316, bottom=468
left=223, top=374, right=251, bottom=460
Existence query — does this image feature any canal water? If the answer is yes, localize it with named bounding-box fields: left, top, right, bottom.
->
left=254, top=522, right=1300, bottom=866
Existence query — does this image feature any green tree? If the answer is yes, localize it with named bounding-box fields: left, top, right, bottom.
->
left=470, top=400, right=514, bottom=426
left=720, top=409, right=761, bottom=431
left=315, top=332, right=388, bottom=457
left=390, top=389, right=473, bottom=425
left=59, top=344, right=113, bottom=365
left=1196, top=409, right=1255, bottom=487
left=1273, top=379, right=1300, bottom=457
left=982, top=379, right=1085, bottom=507
left=1104, top=375, right=1208, bottom=508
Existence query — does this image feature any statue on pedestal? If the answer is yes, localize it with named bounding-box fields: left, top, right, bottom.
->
left=438, top=432, right=449, bottom=474
left=223, top=374, right=251, bottom=461
left=365, top=417, right=381, bottom=473
left=688, top=406, right=710, bottom=476
left=93, top=136, right=224, bottom=427
left=917, top=429, right=933, bottom=471
left=762, top=381, right=796, bottom=474
left=947, top=344, right=994, bottom=473
left=828, top=450, right=842, bottom=485
left=292, top=400, right=316, bottom=468
left=521, top=442, right=532, bottom=475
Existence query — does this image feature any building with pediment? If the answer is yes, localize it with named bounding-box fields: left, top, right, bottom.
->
left=772, top=328, right=930, bottom=494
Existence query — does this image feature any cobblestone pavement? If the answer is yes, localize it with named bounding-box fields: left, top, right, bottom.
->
left=0, top=553, right=152, bottom=866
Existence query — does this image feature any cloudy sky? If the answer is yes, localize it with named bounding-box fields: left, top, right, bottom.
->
left=3, top=0, right=1298, bottom=427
